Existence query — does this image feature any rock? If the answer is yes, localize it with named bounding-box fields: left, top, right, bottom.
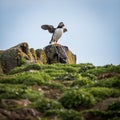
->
left=0, top=50, right=4, bottom=73
left=0, top=61, right=3, bottom=74
left=1, top=43, right=76, bottom=73
left=1, top=99, right=31, bottom=108
left=36, top=49, right=47, bottom=64
left=0, top=108, right=41, bottom=120
left=1, top=43, right=35, bottom=73
left=44, top=44, right=76, bottom=64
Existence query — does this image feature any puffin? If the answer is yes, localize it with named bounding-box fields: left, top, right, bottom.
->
left=41, top=22, right=67, bottom=44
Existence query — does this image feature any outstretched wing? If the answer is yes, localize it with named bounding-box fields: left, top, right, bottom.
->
left=41, top=25, right=55, bottom=33
left=63, top=28, right=67, bottom=33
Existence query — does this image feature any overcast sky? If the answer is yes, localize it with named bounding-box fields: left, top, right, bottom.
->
left=0, top=0, right=120, bottom=65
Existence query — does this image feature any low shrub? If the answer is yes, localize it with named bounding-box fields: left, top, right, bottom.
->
left=46, top=82, right=65, bottom=90
left=71, top=77, right=93, bottom=88
left=0, top=84, right=43, bottom=101
left=62, top=66, right=78, bottom=73
left=59, top=89, right=95, bottom=109
left=55, top=73, right=80, bottom=81
left=45, top=109, right=84, bottom=120
left=86, top=87, right=120, bottom=101
left=87, top=76, right=120, bottom=88
left=59, top=110, right=84, bottom=120
left=0, top=71, right=51, bottom=85
left=81, top=72, right=97, bottom=80
left=9, top=63, right=42, bottom=74
left=78, top=63, right=95, bottom=73
left=24, top=63, right=42, bottom=71
left=22, top=88, right=43, bottom=101
left=108, top=101, right=120, bottom=111
left=83, top=109, right=120, bottom=120
left=9, top=66, right=25, bottom=74
left=82, top=65, right=120, bottom=76
left=43, top=69, right=65, bottom=78
left=32, top=98, right=62, bottom=112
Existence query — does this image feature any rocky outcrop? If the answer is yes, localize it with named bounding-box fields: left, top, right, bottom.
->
left=44, top=44, right=76, bottom=64
left=0, top=42, right=76, bottom=73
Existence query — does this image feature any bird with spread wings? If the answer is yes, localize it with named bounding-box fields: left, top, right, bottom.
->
left=41, top=22, right=67, bottom=44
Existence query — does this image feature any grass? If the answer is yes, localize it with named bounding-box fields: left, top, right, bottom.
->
left=0, top=84, right=43, bottom=101
left=85, top=76, right=120, bottom=88
left=108, top=101, right=120, bottom=111
left=82, top=64, right=120, bottom=77
left=32, top=98, right=62, bottom=112
left=71, top=77, right=93, bottom=87
left=0, top=71, right=51, bottom=85
left=85, top=87, right=120, bottom=102
left=45, top=109, right=84, bottom=120
left=0, top=63, right=120, bottom=120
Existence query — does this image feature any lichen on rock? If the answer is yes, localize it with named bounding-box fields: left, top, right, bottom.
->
left=36, top=49, right=47, bottom=64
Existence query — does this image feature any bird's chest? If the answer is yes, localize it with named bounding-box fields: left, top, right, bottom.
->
left=53, top=28, right=63, bottom=40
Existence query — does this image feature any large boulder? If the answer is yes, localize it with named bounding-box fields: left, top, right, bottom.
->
left=44, top=44, right=76, bottom=64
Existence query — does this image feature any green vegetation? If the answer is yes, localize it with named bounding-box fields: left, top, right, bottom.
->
left=0, top=63, right=120, bottom=120
left=17, top=57, right=26, bottom=66
left=32, top=98, right=62, bottom=112
left=71, top=77, right=93, bottom=87
left=59, top=89, right=96, bottom=109
left=86, top=76, right=120, bottom=88
left=0, top=71, right=51, bottom=85
left=108, top=101, right=120, bottom=111
left=0, top=84, right=43, bottom=101
left=86, top=87, right=120, bottom=102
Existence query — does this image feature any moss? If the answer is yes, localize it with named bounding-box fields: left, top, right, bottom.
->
left=17, top=57, right=26, bottom=66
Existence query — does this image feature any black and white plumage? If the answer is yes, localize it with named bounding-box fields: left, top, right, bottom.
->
left=41, top=22, right=67, bottom=44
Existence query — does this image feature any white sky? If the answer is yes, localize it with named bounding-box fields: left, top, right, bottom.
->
left=0, top=0, right=120, bottom=65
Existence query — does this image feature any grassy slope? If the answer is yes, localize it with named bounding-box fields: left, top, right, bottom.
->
left=0, top=63, right=120, bottom=120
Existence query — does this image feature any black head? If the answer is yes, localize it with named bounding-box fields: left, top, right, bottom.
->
left=57, top=22, right=65, bottom=28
